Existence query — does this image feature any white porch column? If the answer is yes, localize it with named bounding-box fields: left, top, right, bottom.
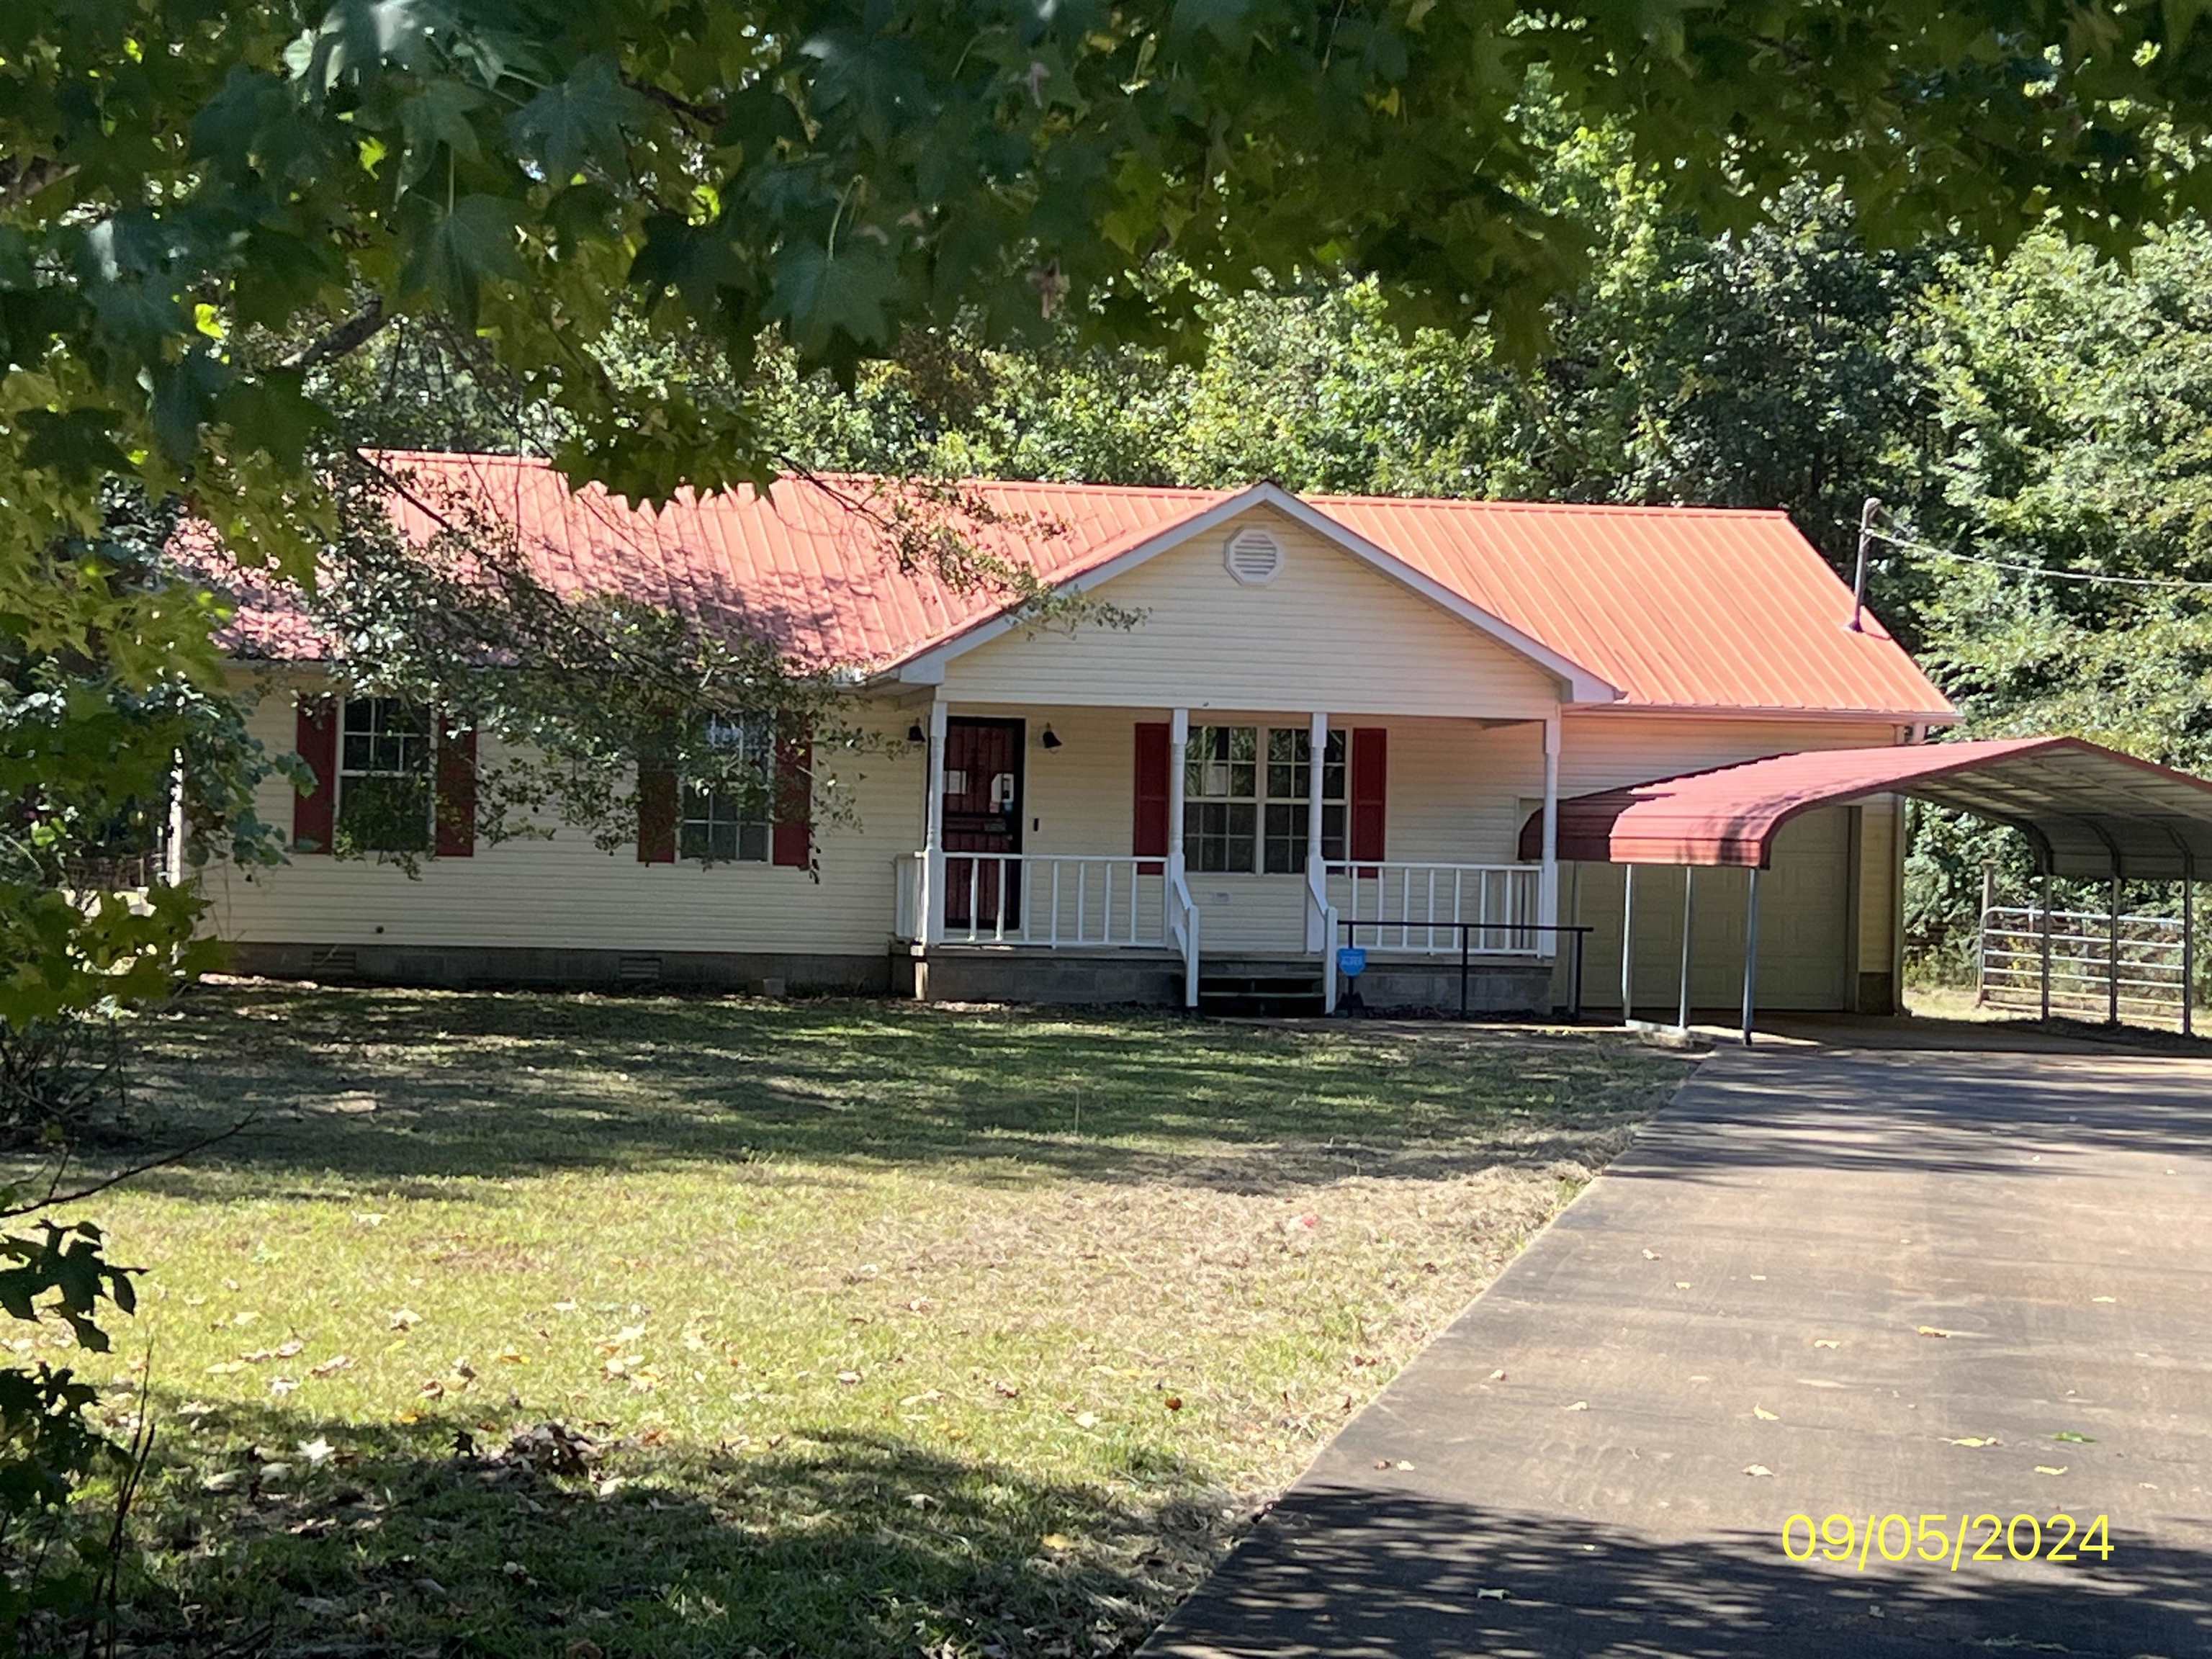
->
left=921, top=696, right=948, bottom=946
left=1167, top=708, right=1189, bottom=881
left=1540, top=714, right=1561, bottom=953
left=1304, top=711, right=1329, bottom=950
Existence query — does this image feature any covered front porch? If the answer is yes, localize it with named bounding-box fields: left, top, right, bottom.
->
left=887, top=701, right=1564, bottom=1012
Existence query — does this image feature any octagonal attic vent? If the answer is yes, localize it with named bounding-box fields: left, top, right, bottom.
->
left=1223, top=525, right=1285, bottom=585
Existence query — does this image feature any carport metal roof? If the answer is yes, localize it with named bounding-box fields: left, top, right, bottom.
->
left=1517, top=736, right=2212, bottom=878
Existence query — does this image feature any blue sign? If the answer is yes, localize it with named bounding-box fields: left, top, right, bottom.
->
left=1336, top=946, right=1367, bottom=978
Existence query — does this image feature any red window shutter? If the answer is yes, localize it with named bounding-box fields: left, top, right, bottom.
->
left=772, top=729, right=812, bottom=868
left=1133, top=721, right=1169, bottom=875
left=1349, top=727, right=1388, bottom=866
left=292, top=694, right=338, bottom=853
left=435, top=726, right=477, bottom=858
left=637, top=768, right=677, bottom=863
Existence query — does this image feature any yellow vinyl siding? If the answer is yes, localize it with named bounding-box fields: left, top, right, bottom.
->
left=941, top=508, right=1563, bottom=719
left=1558, top=712, right=1901, bottom=794
left=202, top=679, right=921, bottom=956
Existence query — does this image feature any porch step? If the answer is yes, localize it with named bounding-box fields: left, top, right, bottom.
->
left=1196, top=967, right=1326, bottom=1018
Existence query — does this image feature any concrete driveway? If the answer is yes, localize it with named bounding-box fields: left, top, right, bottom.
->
left=1148, top=1048, right=2212, bottom=1658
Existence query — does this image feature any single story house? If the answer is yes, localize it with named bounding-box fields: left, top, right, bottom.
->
left=204, top=451, right=1967, bottom=1017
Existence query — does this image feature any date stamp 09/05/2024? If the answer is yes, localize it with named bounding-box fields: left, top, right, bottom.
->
left=1781, top=1512, right=2114, bottom=1572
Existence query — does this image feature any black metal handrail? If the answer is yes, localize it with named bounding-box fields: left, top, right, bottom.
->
left=1335, top=919, right=1593, bottom=1021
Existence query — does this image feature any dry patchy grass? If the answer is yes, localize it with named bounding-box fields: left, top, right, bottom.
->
left=32, top=984, right=1689, bottom=1658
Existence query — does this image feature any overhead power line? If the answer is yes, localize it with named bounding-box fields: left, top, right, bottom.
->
left=1857, top=522, right=2212, bottom=595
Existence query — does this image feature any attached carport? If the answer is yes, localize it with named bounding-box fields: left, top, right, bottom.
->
left=1519, top=736, right=2212, bottom=1043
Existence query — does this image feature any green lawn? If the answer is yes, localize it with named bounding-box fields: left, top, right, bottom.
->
left=48, top=984, right=1687, bottom=1657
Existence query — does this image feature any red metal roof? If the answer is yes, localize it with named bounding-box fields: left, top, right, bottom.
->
left=209, top=451, right=1954, bottom=719
left=1518, top=737, right=2212, bottom=878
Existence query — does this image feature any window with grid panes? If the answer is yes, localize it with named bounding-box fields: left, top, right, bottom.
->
left=1182, top=725, right=1257, bottom=873
left=680, top=714, right=773, bottom=863
left=336, top=697, right=433, bottom=853
left=1262, top=728, right=1349, bottom=872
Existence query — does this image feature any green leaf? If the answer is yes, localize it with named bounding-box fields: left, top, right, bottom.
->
left=400, top=194, right=523, bottom=322
left=768, top=238, right=896, bottom=356
left=150, top=351, right=233, bottom=463
left=631, top=215, right=751, bottom=315
left=215, top=371, right=332, bottom=472
left=289, top=0, right=440, bottom=96
left=397, top=78, right=488, bottom=193
left=505, top=54, right=652, bottom=184
left=17, top=409, right=130, bottom=483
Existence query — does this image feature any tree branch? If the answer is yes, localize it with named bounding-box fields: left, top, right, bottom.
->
left=285, top=296, right=392, bottom=372
left=0, top=1115, right=258, bottom=1222
left=626, top=75, right=727, bottom=130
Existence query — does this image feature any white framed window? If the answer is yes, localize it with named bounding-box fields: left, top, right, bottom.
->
left=680, top=714, right=773, bottom=864
left=1263, top=728, right=1349, bottom=873
left=1184, top=725, right=1258, bottom=873
left=336, top=696, right=433, bottom=854
left=1184, top=725, right=1352, bottom=875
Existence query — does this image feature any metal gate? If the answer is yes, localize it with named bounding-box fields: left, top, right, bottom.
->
left=1979, top=905, right=2198, bottom=1031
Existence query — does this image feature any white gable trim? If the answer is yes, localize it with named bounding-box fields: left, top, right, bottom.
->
left=887, top=482, right=1620, bottom=703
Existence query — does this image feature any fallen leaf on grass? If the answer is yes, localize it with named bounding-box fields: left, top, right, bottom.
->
left=1674, top=1282, right=1691, bottom=1290
left=298, top=1437, right=336, bottom=1465
left=1744, top=1465, right=1773, bottom=1478
left=1072, top=1411, right=1098, bottom=1429
left=1812, top=1339, right=1841, bottom=1350
left=1752, top=1406, right=1779, bottom=1421
left=1040, top=1532, right=1074, bottom=1551
left=1564, top=1401, right=1589, bottom=1412
left=2051, top=1431, right=2095, bottom=1444
left=307, top=1354, right=353, bottom=1378
left=1916, top=1326, right=1954, bottom=1339
left=390, top=1309, right=421, bottom=1331
left=1946, top=1437, right=2000, bottom=1448
left=2035, top=1465, right=2068, bottom=1476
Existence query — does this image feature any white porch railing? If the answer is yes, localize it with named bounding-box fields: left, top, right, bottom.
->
left=1168, top=870, right=1201, bottom=1008
left=896, top=852, right=1169, bottom=948
left=1306, top=863, right=1341, bottom=1012
left=1325, top=861, right=1544, bottom=956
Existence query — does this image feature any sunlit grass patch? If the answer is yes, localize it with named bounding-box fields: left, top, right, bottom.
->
left=45, top=984, right=1688, bottom=1657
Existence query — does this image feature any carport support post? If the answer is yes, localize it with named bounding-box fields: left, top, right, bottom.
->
left=1740, top=866, right=1761, bottom=1048
left=1677, top=866, right=1695, bottom=1034
left=2108, top=874, right=2123, bottom=1027
left=2038, top=871, right=2054, bottom=1022
left=1620, top=865, right=1636, bottom=1025
left=2185, top=860, right=2196, bottom=1038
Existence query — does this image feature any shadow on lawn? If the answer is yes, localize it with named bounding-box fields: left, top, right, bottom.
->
left=116, top=1395, right=1226, bottom=1659
left=1148, top=1485, right=2212, bottom=1658
left=105, top=983, right=1682, bottom=1197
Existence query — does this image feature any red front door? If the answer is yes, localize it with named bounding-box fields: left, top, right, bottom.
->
left=943, top=718, right=1024, bottom=930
